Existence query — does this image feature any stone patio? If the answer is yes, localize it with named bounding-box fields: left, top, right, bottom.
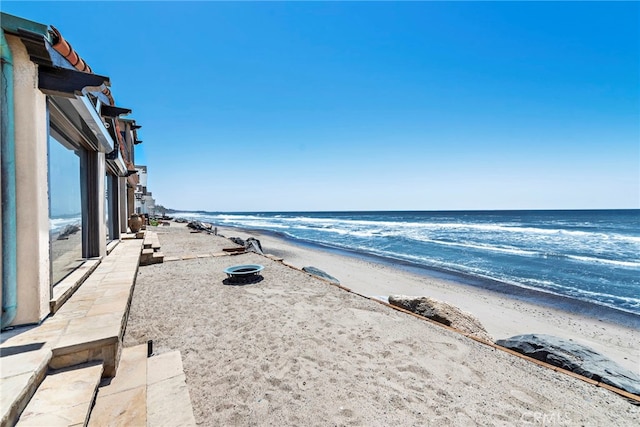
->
left=0, top=232, right=196, bottom=426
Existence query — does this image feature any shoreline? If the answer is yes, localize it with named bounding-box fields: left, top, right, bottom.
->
left=215, top=224, right=640, bottom=374
left=222, top=225, right=640, bottom=327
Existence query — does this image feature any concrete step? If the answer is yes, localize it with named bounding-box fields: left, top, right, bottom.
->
left=16, top=362, right=103, bottom=426
left=88, top=344, right=148, bottom=427
left=147, top=351, right=196, bottom=426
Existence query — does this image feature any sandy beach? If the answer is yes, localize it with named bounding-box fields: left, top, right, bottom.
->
left=124, top=223, right=640, bottom=425
left=216, top=226, right=640, bottom=374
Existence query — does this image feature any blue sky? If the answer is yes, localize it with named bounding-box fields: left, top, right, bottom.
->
left=4, top=1, right=639, bottom=211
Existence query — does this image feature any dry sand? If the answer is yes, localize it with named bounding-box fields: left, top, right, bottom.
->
left=50, top=229, right=83, bottom=284
left=216, top=226, right=640, bottom=374
left=125, top=223, right=640, bottom=426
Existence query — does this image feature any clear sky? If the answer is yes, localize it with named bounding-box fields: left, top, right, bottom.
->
left=4, top=1, right=639, bottom=212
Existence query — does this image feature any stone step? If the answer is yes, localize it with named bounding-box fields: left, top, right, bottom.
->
left=1, top=239, right=142, bottom=426
left=48, top=239, right=142, bottom=377
left=88, top=344, right=148, bottom=427
left=0, top=346, right=52, bottom=427
left=147, top=351, right=196, bottom=426
left=142, top=241, right=155, bottom=250
left=143, top=231, right=161, bottom=251
left=140, top=251, right=164, bottom=266
left=16, top=361, right=103, bottom=426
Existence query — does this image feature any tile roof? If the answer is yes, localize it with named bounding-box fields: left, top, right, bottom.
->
left=49, top=25, right=114, bottom=105
left=48, top=23, right=138, bottom=172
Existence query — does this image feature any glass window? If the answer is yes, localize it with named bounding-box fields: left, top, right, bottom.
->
left=48, top=136, right=84, bottom=285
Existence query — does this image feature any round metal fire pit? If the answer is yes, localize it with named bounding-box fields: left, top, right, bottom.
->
left=224, top=264, right=264, bottom=279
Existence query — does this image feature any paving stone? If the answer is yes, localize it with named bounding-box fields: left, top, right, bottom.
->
left=1, top=327, right=61, bottom=347
left=89, top=385, right=146, bottom=427
left=64, top=314, right=123, bottom=335
left=50, top=260, right=101, bottom=314
left=146, top=351, right=196, bottom=426
left=100, top=288, right=133, bottom=298
left=147, top=374, right=196, bottom=427
left=0, top=343, right=52, bottom=425
left=147, top=351, right=184, bottom=386
left=16, top=362, right=103, bottom=426
left=85, top=300, right=129, bottom=317
left=1, top=347, right=51, bottom=379
left=0, top=373, right=36, bottom=426
left=98, top=345, right=147, bottom=397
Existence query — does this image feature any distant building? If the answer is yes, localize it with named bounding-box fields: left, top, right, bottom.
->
left=0, top=13, right=145, bottom=327
left=134, top=165, right=157, bottom=216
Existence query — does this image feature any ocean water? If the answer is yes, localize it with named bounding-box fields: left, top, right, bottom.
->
left=49, top=214, right=82, bottom=234
left=176, top=210, right=640, bottom=316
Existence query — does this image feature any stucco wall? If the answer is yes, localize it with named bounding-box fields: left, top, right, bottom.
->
left=8, top=34, right=51, bottom=325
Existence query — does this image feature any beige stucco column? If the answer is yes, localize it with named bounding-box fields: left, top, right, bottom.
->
left=8, top=34, right=50, bottom=325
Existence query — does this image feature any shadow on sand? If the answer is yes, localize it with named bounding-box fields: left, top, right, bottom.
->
left=222, top=275, right=264, bottom=286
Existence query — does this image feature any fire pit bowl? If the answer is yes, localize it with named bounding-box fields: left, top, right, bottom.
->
left=224, top=264, right=264, bottom=278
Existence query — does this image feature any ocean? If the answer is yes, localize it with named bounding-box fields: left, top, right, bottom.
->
left=49, top=214, right=82, bottom=235
left=175, top=210, right=640, bottom=317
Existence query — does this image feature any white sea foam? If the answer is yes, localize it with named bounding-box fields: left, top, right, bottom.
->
left=225, top=215, right=640, bottom=246
left=210, top=213, right=639, bottom=263
left=565, top=255, right=640, bottom=269
left=49, top=216, right=81, bottom=234
left=182, top=211, right=640, bottom=313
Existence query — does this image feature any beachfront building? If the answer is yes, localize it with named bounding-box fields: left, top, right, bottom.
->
left=0, top=13, right=194, bottom=426
left=134, top=165, right=157, bottom=216
left=1, top=12, right=143, bottom=328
